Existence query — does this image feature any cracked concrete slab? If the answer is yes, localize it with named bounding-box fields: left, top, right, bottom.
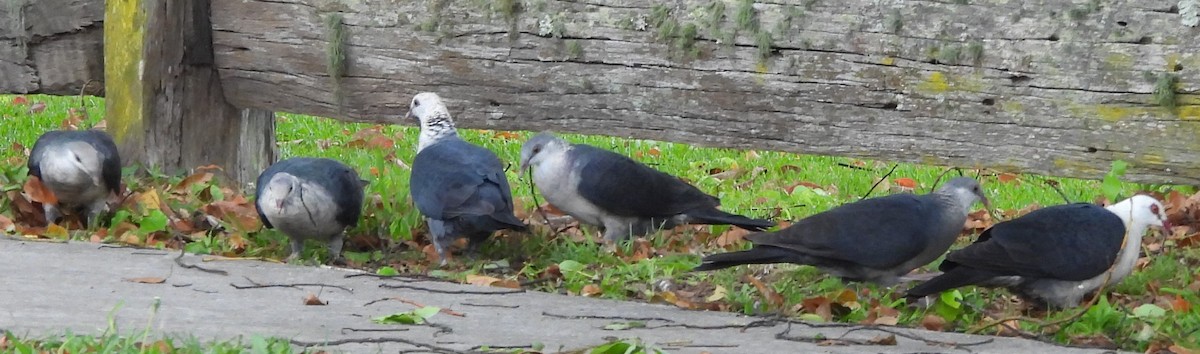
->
left=0, top=238, right=1129, bottom=353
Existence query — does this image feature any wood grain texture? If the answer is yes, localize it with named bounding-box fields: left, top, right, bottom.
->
left=106, top=0, right=275, bottom=186
left=0, top=0, right=104, bottom=95
left=210, top=0, right=1200, bottom=184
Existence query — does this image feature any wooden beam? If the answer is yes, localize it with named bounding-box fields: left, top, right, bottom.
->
left=104, top=0, right=275, bottom=186
left=209, top=0, right=1200, bottom=185
left=0, top=0, right=103, bottom=95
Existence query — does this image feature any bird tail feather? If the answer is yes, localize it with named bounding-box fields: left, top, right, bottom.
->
left=685, top=208, right=775, bottom=231
left=692, top=245, right=805, bottom=272
left=904, top=268, right=999, bottom=299
left=492, top=213, right=528, bottom=232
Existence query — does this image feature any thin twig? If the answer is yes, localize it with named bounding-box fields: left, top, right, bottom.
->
left=362, top=297, right=467, bottom=317
left=459, top=302, right=519, bottom=309
left=861, top=164, right=899, bottom=200
left=290, top=337, right=472, bottom=354
left=340, top=328, right=410, bottom=334
left=175, top=248, right=228, bottom=275
left=345, top=272, right=444, bottom=282
left=540, top=311, right=676, bottom=323
left=840, top=326, right=994, bottom=351
left=1040, top=177, right=1073, bottom=204
left=379, top=283, right=523, bottom=295
left=527, top=165, right=561, bottom=239
left=928, top=166, right=961, bottom=193
left=231, top=276, right=354, bottom=293
left=648, top=320, right=776, bottom=331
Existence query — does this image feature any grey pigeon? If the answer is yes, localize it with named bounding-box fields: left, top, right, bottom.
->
left=27, top=129, right=121, bottom=226
left=407, top=92, right=527, bottom=265
left=904, top=195, right=1170, bottom=308
left=255, top=157, right=366, bottom=263
left=518, top=132, right=775, bottom=242
left=693, top=177, right=989, bottom=285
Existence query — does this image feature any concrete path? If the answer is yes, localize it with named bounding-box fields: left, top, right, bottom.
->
left=0, top=238, right=1125, bottom=353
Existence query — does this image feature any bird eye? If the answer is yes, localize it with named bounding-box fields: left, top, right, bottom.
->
left=413, top=99, right=421, bottom=107
left=533, top=146, right=542, bottom=154
left=1150, top=204, right=1160, bottom=215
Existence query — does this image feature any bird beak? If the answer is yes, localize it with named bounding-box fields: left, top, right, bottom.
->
left=404, top=110, right=416, bottom=123
left=980, top=195, right=992, bottom=209
left=518, top=161, right=529, bottom=177
left=1160, top=220, right=1174, bottom=235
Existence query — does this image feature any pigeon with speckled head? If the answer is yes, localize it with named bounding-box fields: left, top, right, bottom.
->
left=256, top=157, right=366, bottom=263
left=27, top=129, right=121, bottom=227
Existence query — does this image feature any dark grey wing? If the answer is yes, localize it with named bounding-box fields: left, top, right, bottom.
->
left=746, top=193, right=932, bottom=269
left=943, top=203, right=1125, bottom=281
left=572, top=144, right=717, bottom=217
left=313, top=159, right=366, bottom=227
left=81, top=130, right=122, bottom=194
left=410, top=140, right=513, bottom=221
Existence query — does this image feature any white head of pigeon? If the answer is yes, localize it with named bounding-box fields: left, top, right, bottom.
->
left=28, top=130, right=121, bottom=227
left=258, top=173, right=302, bottom=212
left=40, top=141, right=106, bottom=195
left=405, top=92, right=458, bottom=152
left=1102, top=194, right=1170, bottom=283
left=518, top=132, right=572, bottom=175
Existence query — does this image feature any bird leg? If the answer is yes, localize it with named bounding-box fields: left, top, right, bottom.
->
left=325, top=232, right=346, bottom=265
left=286, top=238, right=306, bottom=263
left=82, top=199, right=109, bottom=229
left=43, top=203, right=63, bottom=226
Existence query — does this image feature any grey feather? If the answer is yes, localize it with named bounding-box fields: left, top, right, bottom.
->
left=694, top=177, right=989, bottom=286
left=255, top=157, right=365, bottom=263
left=905, top=195, right=1169, bottom=308
left=519, top=132, right=774, bottom=242
left=407, top=93, right=527, bottom=265
left=27, top=129, right=121, bottom=226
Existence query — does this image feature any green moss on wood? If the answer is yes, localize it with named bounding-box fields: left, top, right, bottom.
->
left=937, top=44, right=961, bottom=64
left=886, top=10, right=902, bottom=34
left=704, top=0, right=726, bottom=37
left=735, top=0, right=757, bottom=32
left=324, top=13, right=347, bottom=111
left=1153, top=73, right=1180, bottom=113
left=756, top=30, right=773, bottom=64
left=965, top=41, right=984, bottom=66
left=495, top=0, right=520, bottom=21
left=566, top=40, right=583, bottom=60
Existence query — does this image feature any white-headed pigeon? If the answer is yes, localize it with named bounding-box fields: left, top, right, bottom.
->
left=904, top=195, right=1170, bottom=308
left=27, top=129, right=121, bottom=226
left=407, top=92, right=527, bottom=265
left=255, top=157, right=366, bottom=263
left=694, top=177, right=989, bottom=285
left=518, top=132, right=775, bottom=242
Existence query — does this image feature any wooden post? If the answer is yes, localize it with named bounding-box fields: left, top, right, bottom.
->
left=104, top=0, right=275, bottom=187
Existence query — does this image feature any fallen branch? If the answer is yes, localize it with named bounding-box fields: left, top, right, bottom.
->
left=345, top=272, right=444, bottom=282
left=840, top=326, right=994, bottom=351
left=380, top=283, right=523, bottom=295
left=362, top=297, right=467, bottom=317
left=290, top=337, right=472, bottom=354
left=860, top=164, right=899, bottom=200
left=647, top=320, right=776, bottom=331
left=175, top=249, right=228, bottom=275
left=231, top=276, right=354, bottom=293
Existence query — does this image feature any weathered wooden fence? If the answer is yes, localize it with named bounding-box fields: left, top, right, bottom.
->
left=3, top=0, right=1199, bottom=185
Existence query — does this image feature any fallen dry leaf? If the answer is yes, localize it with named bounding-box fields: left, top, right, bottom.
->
left=799, top=296, right=834, bottom=322
left=868, top=334, right=897, bottom=345
left=921, top=314, right=947, bottom=331
left=12, top=95, right=28, bottom=105
left=23, top=176, right=58, bottom=205
left=715, top=227, right=749, bottom=248
left=746, top=275, right=785, bottom=310
left=28, top=101, right=47, bottom=114
left=44, top=223, right=69, bottom=239
left=172, top=172, right=214, bottom=195
left=304, top=293, right=328, bottom=306
left=894, top=177, right=917, bottom=189
left=125, top=277, right=166, bottom=284
left=466, top=274, right=502, bottom=287
left=581, top=284, right=602, bottom=297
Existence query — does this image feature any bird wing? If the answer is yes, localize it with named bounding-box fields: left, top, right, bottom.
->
left=572, top=144, right=718, bottom=217
left=410, top=140, right=513, bottom=221
left=746, top=193, right=934, bottom=269
left=303, top=159, right=366, bottom=228
left=81, top=130, right=123, bottom=194
left=944, top=203, right=1125, bottom=281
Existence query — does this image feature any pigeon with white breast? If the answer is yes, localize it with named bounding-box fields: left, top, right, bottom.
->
left=407, top=92, right=527, bottom=265
left=27, top=129, right=121, bottom=226
left=255, top=157, right=366, bottom=263
left=904, top=195, right=1170, bottom=308
left=693, top=177, right=989, bottom=286
left=518, top=132, right=775, bottom=242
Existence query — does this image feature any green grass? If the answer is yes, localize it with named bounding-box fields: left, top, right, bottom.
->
left=3, top=94, right=1199, bottom=351
left=0, top=331, right=300, bottom=354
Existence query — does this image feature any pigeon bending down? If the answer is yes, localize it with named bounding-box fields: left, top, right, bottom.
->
left=693, top=177, right=989, bottom=285
left=255, top=157, right=366, bottom=263
left=407, top=92, right=527, bottom=265
left=904, top=195, right=1170, bottom=308
left=27, top=129, right=121, bottom=226
left=518, top=132, right=775, bottom=242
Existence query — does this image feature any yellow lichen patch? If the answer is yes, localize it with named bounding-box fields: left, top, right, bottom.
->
left=1166, top=53, right=1182, bottom=71
left=104, top=0, right=146, bottom=145
left=1102, top=53, right=1134, bottom=70
left=1000, top=100, right=1024, bottom=113
left=916, top=72, right=949, bottom=93
left=1068, top=104, right=1157, bottom=122
left=1053, top=158, right=1104, bottom=175
left=1179, top=105, right=1200, bottom=121
left=914, top=72, right=986, bottom=94
left=880, top=56, right=895, bottom=66
left=1141, top=154, right=1165, bottom=165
